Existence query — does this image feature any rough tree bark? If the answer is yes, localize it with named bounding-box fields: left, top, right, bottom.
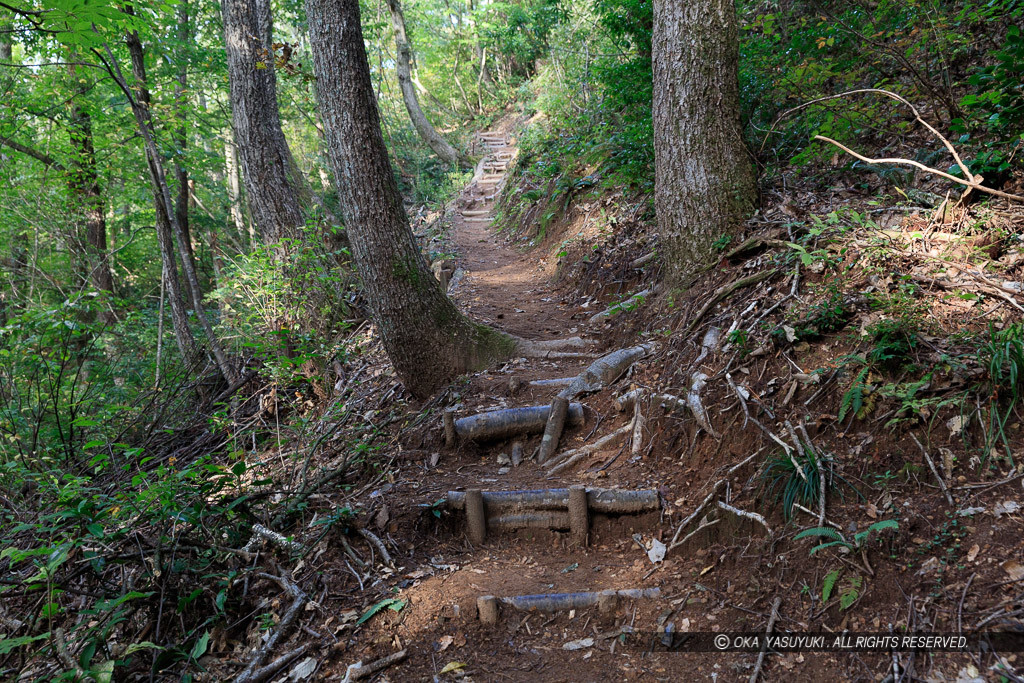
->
left=652, top=0, right=756, bottom=283
left=222, top=0, right=310, bottom=243
left=305, top=0, right=514, bottom=397
left=384, top=0, right=466, bottom=166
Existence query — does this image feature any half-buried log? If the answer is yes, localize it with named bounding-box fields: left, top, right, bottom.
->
left=446, top=487, right=659, bottom=514
left=499, top=588, right=661, bottom=613
left=453, top=403, right=584, bottom=442
left=487, top=511, right=571, bottom=529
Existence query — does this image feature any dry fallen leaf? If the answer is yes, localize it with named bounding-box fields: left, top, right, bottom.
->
left=439, top=661, right=466, bottom=674
left=1001, top=559, right=1024, bottom=582
left=967, top=544, right=980, bottom=562
left=437, top=635, right=454, bottom=652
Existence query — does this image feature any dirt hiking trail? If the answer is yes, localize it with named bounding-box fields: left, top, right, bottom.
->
left=357, top=127, right=712, bottom=682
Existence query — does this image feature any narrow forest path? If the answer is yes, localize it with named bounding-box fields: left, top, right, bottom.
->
left=368, top=130, right=685, bottom=682
left=447, top=129, right=580, bottom=341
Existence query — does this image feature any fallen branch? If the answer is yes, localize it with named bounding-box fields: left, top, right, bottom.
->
left=717, top=501, right=772, bottom=535
left=687, top=372, right=720, bottom=439
left=537, top=396, right=570, bottom=464
left=558, top=344, right=654, bottom=402
left=516, top=336, right=598, bottom=359
left=545, top=421, right=634, bottom=474
left=243, top=645, right=309, bottom=683
left=528, top=377, right=576, bottom=388
left=53, top=628, right=86, bottom=681
left=631, top=251, right=656, bottom=268
left=536, top=344, right=651, bottom=463
left=817, top=134, right=1024, bottom=203
left=358, top=528, right=394, bottom=568
left=671, top=518, right=720, bottom=549
left=631, top=393, right=645, bottom=456
left=796, top=421, right=826, bottom=526
left=340, top=649, right=408, bottom=682
left=910, top=433, right=954, bottom=507
left=748, top=597, right=783, bottom=683
left=234, top=574, right=308, bottom=683
left=589, top=288, right=654, bottom=324
left=244, top=524, right=304, bottom=555
left=667, top=451, right=758, bottom=552
left=775, top=88, right=1024, bottom=200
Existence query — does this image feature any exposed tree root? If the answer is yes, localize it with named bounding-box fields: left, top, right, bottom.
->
left=545, top=421, right=634, bottom=474
left=340, top=649, right=408, bottom=682
left=588, top=288, right=655, bottom=324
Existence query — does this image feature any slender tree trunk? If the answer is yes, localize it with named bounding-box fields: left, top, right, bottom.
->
left=652, top=0, right=756, bottom=283
left=224, top=134, right=252, bottom=248
left=306, top=0, right=513, bottom=397
left=0, top=19, right=23, bottom=324
left=384, top=0, right=466, bottom=166
left=64, top=60, right=116, bottom=324
left=221, top=0, right=309, bottom=243
left=173, top=0, right=195, bottom=265
left=123, top=28, right=196, bottom=367
left=120, top=33, right=236, bottom=382
left=466, top=0, right=493, bottom=85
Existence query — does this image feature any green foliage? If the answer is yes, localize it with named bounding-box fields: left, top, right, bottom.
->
left=357, top=597, right=407, bottom=625
left=821, top=568, right=841, bottom=603
left=956, top=24, right=1024, bottom=177
left=977, top=321, right=1024, bottom=463
left=795, top=519, right=899, bottom=556
left=838, top=364, right=872, bottom=424
left=759, top=445, right=854, bottom=520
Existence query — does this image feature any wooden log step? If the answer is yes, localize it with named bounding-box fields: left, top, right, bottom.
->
left=460, top=209, right=491, bottom=216
left=502, top=588, right=660, bottom=613
left=463, top=217, right=492, bottom=223
left=445, top=487, right=660, bottom=514
left=452, top=403, right=585, bottom=441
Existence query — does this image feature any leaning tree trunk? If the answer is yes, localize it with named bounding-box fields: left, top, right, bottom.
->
left=173, top=0, right=195, bottom=265
left=652, top=0, right=756, bottom=283
left=222, top=0, right=310, bottom=244
left=305, top=0, right=513, bottom=397
left=384, top=0, right=466, bottom=166
left=122, top=30, right=237, bottom=383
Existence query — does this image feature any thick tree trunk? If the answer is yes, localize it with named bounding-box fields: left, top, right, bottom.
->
left=222, top=0, right=309, bottom=243
left=652, top=0, right=756, bottom=283
left=305, top=0, right=513, bottom=397
left=384, top=0, right=465, bottom=166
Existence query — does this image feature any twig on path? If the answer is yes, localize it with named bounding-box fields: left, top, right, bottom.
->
left=909, top=433, right=954, bottom=507
left=748, top=597, right=782, bottom=683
